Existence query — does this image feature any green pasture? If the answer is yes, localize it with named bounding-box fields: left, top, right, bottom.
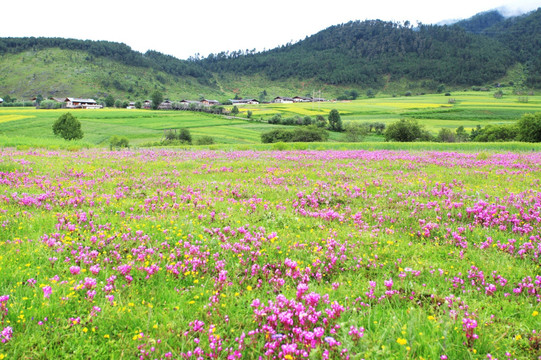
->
left=1, top=90, right=540, bottom=148
left=0, top=108, right=277, bottom=147
left=236, top=90, right=541, bottom=132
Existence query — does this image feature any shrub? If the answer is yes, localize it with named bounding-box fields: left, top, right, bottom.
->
left=268, top=114, right=282, bottom=124
left=343, top=122, right=368, bottom=142
left=178, top=128, right=192, bottom=144
left=516, top=112, right=541, bottom=142
left=473, top=124, right=518, bottom=142
left=52, top=112, right=83, bottom=140
left=261, top=127, right=328, bottom=143
left=436, top=128, right=456, bottom=143
left=164, top=130, right=177, bottom=141
left=39, top=100, right=62, bottom=109
left=315, top=115, right=327, bottom=128
left=384, top=119, right=431, bottom=142
left=195, top=136, right=215, bottom=145
left=110, top=135, right=129, bottom=149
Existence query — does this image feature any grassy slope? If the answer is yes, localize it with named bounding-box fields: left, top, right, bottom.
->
left=0, top=48, right=345, bottom=102
left=0, top=48, right=223, bottom=100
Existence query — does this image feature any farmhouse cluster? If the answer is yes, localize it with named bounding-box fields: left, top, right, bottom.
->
left=31, top=94, right=328, bottom=110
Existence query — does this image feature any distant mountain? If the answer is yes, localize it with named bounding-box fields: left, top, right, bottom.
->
left=199, top=20, right=512, bottom=88
left=454, top=10, right=505, bottom=34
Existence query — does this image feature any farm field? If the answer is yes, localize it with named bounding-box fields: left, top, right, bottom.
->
left=0, top=148, right=540, bottom=359
left=0, top=108, right=279, bottom=147
left=238, top=91, right=541, bottom=133
left=1, top=91, right=541, bottom=149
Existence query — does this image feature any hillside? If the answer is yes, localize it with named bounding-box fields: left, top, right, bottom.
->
left=1, top=8, right=540, bottom=101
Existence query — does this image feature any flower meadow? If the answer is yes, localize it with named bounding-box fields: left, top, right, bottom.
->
left=0, top=148, right=540, bottom=359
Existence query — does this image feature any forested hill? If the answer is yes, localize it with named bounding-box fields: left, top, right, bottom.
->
left=200, top=8, right=541, bottom=89
left=0, top=37, right=213, bottom=85
left=454, top=11, right=505, bottom=34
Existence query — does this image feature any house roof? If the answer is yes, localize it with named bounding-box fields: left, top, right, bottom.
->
left=66, top=97, right=97, bottom=103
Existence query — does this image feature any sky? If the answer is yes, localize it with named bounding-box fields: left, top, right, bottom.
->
left=2, top=0, right=540, bottom=60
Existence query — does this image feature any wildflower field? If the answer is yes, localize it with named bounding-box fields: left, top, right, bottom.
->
left=0, top=148, right=540, bottom=359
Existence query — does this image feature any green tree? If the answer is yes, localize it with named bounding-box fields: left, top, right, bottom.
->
left=151, top=91, right=163, bottom=110
left=366, top=89, right=376, bottom=98
left=178, top=128, right=192, bottom=144
left=516, top=112, right=541, bottom=142
left=436, top=128, right=456, bottom=142
left=114, top=99, right=123, bottom=108
left=384, top=119, right=430, bottom=142
left=135, top=101, right=142, bottom=109
left=52, top=112, right=83, bottom=140
left=105, top=94, right=115, bottom=107
left=344, top=122, right=368, bottom=142
left=231, top=106, right=239, bottom=116
left=328, top=109, right=343, bottom=131
left=456, top=126, right=469, bottom=142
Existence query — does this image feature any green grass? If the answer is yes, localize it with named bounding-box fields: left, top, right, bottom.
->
left=238, top=90, right=541, bottom=132
left=0, top=108, right=278, bottom=146
left=1, top=90, right=540, bottom=148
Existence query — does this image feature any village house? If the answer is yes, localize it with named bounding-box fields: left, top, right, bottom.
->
left=230, top=98, right=260, bottom=105
left=200, top=99, right=220, bottom=106
left=126, top=102, right=136, bottom=109
left=65, top=97, right=102, bottom=109
left=143, top=100, right=152, bottom=109
left=292, top=96, right=312, bottom=103
left=0, top=98, right=3, bottom=104
left=272, top=97, right=294, bottom=104
left=158, top=100, right=172, bottom=110
left=179, top=100, right=202, bottom=107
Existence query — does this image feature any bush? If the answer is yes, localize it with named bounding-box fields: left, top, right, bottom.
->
left=195, top=136, right=215, bottom=145
left=315, top=115, right=327, bottom=128
left=39, top=100, right=63, bottom=109
left=436, top=128, right=456, bottom=143
left=384, top=119, right=431, bottom=142
left=178, top=128, right=192, bottom=144
left=473, top=124, right=518, bottom=142
left=516, top=112, right=541, bottom=142
left=343, top=122, right=368, bottom=142
left=52, top=112, right=83, bottom=140
left=268, top=114, right=282, bottom=124
left=261, top=127, right=328, bottom=143
left=110, top=135, right=129, bottom=149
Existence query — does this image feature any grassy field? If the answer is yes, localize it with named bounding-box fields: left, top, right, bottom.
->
left=0, top=90, right=540, bottom=149
left=237, top=90, right=541, bottom=132
left=0, top=149, right=540, bottom=359
left=0, top=108, right=282, bottom=147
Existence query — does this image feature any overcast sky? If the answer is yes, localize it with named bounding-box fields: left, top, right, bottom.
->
left=2, top=0, right=540, bottom=60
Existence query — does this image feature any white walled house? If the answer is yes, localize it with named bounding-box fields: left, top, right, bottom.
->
left=65, top=98, right=102, bottom=109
